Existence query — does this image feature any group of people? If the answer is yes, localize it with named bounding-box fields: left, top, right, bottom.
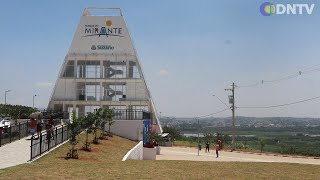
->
left=199, top=139, right=222, bottom=158
left=29, top=115, right=55, bottom=141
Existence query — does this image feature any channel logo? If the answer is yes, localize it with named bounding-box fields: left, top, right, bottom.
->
left=260, top=2, right=315, bottom=16
left=260, top=2, right=275, bottom=16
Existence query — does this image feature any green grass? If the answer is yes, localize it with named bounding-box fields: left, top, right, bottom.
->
left=1, top=132, right=320, bottom=179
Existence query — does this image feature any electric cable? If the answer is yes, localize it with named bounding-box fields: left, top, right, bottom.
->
left=237, top=65, right=320, bottom=88
left=195, top=108, right=231, bottom=119
left=238, top=96, right=320, bottom=109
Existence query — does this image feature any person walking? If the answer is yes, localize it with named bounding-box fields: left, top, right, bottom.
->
left=218, top=139, right=222, bottom=150
left=205, top=141, right=210, bottom=153
left=48, top=115, right=55, bottom=139
left=30, top=118, right=37, bottom=137
left=36, top=116, right=43, bottom=138
left=215, top=143, right=220, bottom=158
left=198, top=143, right=202, bottom=151
left=46, top=123, right=52, bottom=142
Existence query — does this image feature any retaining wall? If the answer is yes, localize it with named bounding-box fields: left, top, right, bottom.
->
left=122, top=141, right=143, bottom=161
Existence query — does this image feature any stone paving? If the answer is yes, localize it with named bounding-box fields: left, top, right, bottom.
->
left=157, top=146, right=320, bottom=165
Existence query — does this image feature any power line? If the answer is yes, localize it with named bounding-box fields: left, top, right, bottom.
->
left=196, top=108, right=231, bottom=119
left=237, top=66, right=320, bottom=89
left=238, top=95, right=320, bottom=109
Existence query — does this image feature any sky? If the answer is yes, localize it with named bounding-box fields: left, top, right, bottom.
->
left=0, top=0, right=320, bottom=118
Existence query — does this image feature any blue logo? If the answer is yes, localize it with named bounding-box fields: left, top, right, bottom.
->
left=260, top=2, right=275, bottom=16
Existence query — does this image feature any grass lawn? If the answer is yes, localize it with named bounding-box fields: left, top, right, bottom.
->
left=1, top=133, right=320, bottom=179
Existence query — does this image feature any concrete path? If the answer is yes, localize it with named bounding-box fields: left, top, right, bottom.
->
left=0, top=136, right=31, bottom=169
left=0, top=124, right=65, bottom=170
left=157, top=147, right=320, bottom=165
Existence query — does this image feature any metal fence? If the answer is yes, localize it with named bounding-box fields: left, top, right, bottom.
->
left=0, top=119, right=61, bottom=147
left=30, top=124, right=70, bottom=160
left=109, top=110, right=151, bottom=120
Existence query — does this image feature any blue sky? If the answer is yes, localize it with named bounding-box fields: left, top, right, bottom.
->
left=0, top=0, right=320, bottom=117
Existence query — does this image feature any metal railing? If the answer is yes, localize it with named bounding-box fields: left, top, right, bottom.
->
left=113, top=110, right=151, bottom=120
left=30, top=124, right=70, bottom=160
left=0, top=119, right=61, bottom=147
left=77, top=110, right=151, bottom=120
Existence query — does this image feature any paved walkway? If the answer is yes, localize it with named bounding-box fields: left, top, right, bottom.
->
left=157, top=147, right=320, bottom=165
left=0, top=136, right=31, bottom=169
left=0, top=124, right=65, bottom=170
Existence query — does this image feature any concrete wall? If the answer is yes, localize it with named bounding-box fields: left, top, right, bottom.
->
left=105, top=120, right=143, bottom=141
left=143, top=147, right=156, bottom=160
left=122, top=141, right=143, bottom=161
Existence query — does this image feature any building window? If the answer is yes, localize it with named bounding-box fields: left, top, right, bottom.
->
left=77, top=61, right=101, bottom=78
left=102, top=83, right=126, bottom=101
left=62, top=61, right=75, bottom=78
left=103, top=61, right=126, bottom=78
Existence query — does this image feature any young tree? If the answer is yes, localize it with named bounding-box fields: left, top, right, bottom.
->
left=96, top=108, right=108, bottom=139
left=106, top=109, right=114, bottom=137
left=66, top=112, right=82, bottom=159
left=92, top=110, right=101, bottom=144
left=81, top=112, right=95, bottom=151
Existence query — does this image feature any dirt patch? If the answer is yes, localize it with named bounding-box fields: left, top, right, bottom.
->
left=90, top=147, right=102, bottom=154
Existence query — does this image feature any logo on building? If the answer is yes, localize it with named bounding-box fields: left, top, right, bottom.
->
left=83, top=20, right=124, bottom=37
left=260, top=2, right=315, bottom=16
left=91, top=45, right=114, bottom=50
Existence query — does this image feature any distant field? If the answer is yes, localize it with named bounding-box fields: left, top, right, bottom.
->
left=1, top=133, right=320, bottom=179
left=180, top=127, right=320, bottom=157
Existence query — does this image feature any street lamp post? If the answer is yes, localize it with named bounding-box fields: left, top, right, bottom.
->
left=4, top=90, right=11, bottom=105
left=33, top=95, right=37, bottom=108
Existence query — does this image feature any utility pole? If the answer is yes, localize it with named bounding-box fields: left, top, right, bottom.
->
left=225, top=82, right=236, bottom=151
left=197, top=119, right=200, bottom=156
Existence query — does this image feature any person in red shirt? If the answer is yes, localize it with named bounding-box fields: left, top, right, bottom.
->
left=30, top=118, right=37, bottom=137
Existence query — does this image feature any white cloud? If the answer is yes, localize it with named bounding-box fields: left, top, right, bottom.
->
left=35, top=82, right=54, bottom=88
left=158, top=69, right=169, bottom=76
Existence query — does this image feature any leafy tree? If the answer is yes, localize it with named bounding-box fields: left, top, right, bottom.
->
left=222, top=134, right=231, bottom=145
left=0, top=104, right=36, bottom=119
left=162, top=126, right=182, bottom=140
left=95, top=108, right=109, bottom=139
left=259, top=138, right=266, bottom=152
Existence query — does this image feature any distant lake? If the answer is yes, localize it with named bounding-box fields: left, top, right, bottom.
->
left=183, top=133, right=256, bottom=138
left=183, top=133, right=205, bottom=138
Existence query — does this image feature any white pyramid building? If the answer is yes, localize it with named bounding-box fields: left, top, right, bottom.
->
left=48, top=8, right=162, bottom=135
